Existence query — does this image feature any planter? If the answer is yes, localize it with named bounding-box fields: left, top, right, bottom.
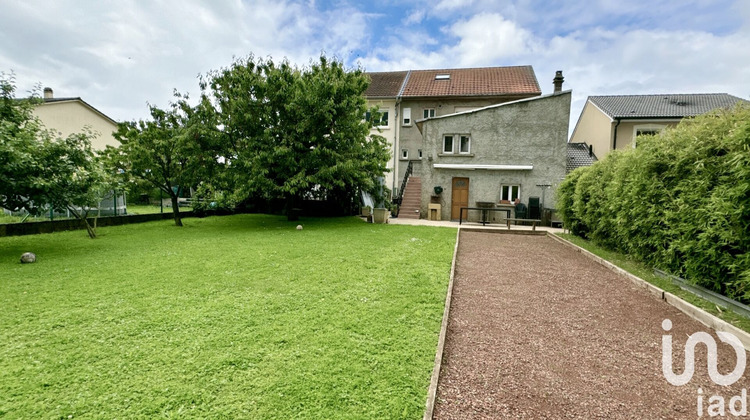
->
left=373, top=207, right=389, bottom=224
left=430, top=195, right=441, bottom=204
left=361, top=206, right=372, bottom=217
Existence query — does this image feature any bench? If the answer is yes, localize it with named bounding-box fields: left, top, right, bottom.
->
left=505, top=218, right=542, bottom=231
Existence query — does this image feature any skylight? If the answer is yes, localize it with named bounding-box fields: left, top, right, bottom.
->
left=435, top=74, right=450, bottom=80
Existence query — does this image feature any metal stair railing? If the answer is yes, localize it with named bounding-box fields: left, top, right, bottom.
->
left=395, top=160, right=414, bottom=216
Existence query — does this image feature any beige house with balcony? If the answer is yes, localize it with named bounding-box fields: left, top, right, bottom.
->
left=570, top=93, right=748, bottom=159
left=32, top=88, right=118, bottom=151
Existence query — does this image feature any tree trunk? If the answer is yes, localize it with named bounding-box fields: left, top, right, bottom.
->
left=170, top=194, right=183, bottom=226
left=69, top=206, right=97, bottom=238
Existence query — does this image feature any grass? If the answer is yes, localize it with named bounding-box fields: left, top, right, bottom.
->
left=557, top=233, right=750, bottom=334
left=0, top=215, right=457, bottom=419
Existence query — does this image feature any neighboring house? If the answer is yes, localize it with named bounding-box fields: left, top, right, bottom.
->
left=570, top=93, right=748, bottom=159
left=566, top=142, right=597, bottom=173
left=415, top=89, right=570, bottom=221
left=28, top=87, right=124, bottom=215
left=365, top=66, right=542, bottom=203
left=32, top=87, right=119, bottom=151
left=364, top=71, right=408, bottom=195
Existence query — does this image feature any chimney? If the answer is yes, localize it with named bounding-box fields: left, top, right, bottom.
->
left=43, top=87, right=53, bottom=99
left=588, top=144, right=593, bottom=157
left=553, top=71, right=564, bottom=93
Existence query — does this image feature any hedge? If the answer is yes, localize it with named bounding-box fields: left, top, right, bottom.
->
left=559, top=105, right=750, bottom=303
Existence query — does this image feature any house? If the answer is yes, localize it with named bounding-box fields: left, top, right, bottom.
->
left=32, top=87, right=119, bottom=151
left=414, top=77, right=571, bottom=222
left=32, top=87, right=124, bottom=215
left=365, top=66, right=542, bottom=211
left=570, top=93, right=748, bottom=159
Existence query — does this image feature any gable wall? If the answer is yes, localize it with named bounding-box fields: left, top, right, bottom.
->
left=33, top=101, right=118, bottom=151
left=419, top=92, right=570, bottom=220
left=569, top=101, right=613, bottom=159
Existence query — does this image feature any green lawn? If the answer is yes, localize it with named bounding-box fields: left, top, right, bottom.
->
left=0, top=215, right=456, bottom=419
left=557, top=233, right=750, bottom=334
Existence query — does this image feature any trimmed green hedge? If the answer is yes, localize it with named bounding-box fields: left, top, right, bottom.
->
left=559, top=105, right=750, bottom=303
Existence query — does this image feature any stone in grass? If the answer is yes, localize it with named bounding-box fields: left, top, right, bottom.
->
left=296, top=225, right=303, bottom=230
left=20, top=252, right=36, bottom=264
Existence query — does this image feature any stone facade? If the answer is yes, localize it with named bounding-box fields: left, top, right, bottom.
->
left=417, top=91, right=571, bottom=221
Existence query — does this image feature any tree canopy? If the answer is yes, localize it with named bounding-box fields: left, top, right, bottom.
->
left=200, top=55, right=390, bottom=214
left=1, top=72, right=110, bottom=238
left=109, top=94, right=217, bottom=226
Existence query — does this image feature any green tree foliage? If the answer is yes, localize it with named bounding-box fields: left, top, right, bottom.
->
left=1, top=72, right=110, bottom=238
left=558, top=105, right=750, bottom=302
left=200, top=55, right=390, bottom=215
left=109, top=94, right=217, bottom=226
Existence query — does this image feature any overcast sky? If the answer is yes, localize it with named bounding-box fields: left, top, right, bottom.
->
left=2, top=0, right=749, bottom=137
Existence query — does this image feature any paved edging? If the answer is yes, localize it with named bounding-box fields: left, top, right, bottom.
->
left=547, top=232, right=750, bottom=350
left=422, top=228, right=461, bottom=420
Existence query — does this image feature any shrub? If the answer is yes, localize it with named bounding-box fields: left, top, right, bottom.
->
left=558, top=104, right=750, bottom=303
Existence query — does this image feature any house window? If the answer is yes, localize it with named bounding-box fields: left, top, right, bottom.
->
left=435, top=74, right=450, bottom=80
left=402, top=107, right=412, bottom=126
left=459, top=135, right=471, bottom=154
left=443, top=135, right=454, bottom=154
left=365, top=109, right=389, bottom=128
left=501, top=185, right=520, bottom=202
left=633, top=124, right=665, bottom=148
left=418, top=149, right=423, bottom=159
left=423, top=108, right=435, bottom=119
left=401, top=148, right=408, bottom=159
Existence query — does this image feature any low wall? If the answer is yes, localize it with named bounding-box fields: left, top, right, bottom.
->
left=0, top=211, right=194, bottom=237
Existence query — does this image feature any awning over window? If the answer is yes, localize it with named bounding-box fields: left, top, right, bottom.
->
left=432, top=164, right=533, bottom=170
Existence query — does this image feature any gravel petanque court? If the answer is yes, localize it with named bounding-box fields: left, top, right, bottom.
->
left=433, top=231, right=749, bottom=419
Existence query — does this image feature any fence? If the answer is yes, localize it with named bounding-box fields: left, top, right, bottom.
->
left=0, top=211, right=194, bottom=237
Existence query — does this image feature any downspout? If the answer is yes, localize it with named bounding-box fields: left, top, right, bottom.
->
left=612, top=118, right=621, bottom=150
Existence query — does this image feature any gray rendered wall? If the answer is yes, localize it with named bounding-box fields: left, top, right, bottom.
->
left=418, top=91, right=571, bottom=220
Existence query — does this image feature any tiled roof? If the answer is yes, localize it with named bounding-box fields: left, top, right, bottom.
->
left=589, top=93, right=748, bottom=119
left=364, top=71, right=408, bottom=97
left=567, top=142, right=597, bottom=173
left=365, top=66, right=540, bottom=99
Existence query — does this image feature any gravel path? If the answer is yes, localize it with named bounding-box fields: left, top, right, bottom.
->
left=433, top=231, right=748, bottom=419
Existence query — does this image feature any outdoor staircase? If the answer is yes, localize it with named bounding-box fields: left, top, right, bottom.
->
left=398, top=176, right=422, bottom=219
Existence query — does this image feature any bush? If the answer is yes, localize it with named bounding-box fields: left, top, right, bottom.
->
left=558, top=105, right=750, bottom=303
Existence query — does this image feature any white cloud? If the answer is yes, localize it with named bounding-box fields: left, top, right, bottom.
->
left=1, top=0, right=749, bottom=137
left=445, top=13, right=539, bottom=64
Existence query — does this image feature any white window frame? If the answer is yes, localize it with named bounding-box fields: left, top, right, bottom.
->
left=443, top=135, right=454, bottom=154
left=377, top=109, right=390, bottom=128
left=632, top=124, right=665, bottom=148
left=459, top=135, right=471, bottom=154
left=402, top=107, right=412, bottom=126
left=500, top=184, right=521, bottom=202
left=401, top=148, right=409, bottom=160
left=423, top=108, right=436, bottom=119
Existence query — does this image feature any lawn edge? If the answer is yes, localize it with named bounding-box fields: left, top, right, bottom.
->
left=547, top=232, right=750, bottom=350
left=422, top=228, right=461, bottom=420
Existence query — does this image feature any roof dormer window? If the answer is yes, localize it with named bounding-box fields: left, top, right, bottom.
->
left=435, top=74, right=450, bottom=80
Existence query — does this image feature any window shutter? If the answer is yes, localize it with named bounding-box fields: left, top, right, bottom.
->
left=402, top=108, right=411, bottom=126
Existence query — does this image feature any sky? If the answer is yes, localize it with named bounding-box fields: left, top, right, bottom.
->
left=2, top=0, right=749, bottom=137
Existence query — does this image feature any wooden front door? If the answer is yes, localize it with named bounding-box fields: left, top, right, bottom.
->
left=451, top=177, right=469, bottom=220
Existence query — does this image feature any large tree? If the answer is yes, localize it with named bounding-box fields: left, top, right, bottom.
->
left=109, top=94, right=217, bottom=226
left=1, top=72, right=111, bottom=238
left=202, top=55, right=390, bottom=214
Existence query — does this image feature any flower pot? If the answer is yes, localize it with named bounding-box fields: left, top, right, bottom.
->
left=361, top=206, right=372, bottom=217
left=373, top=208, right=389, bottom=224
